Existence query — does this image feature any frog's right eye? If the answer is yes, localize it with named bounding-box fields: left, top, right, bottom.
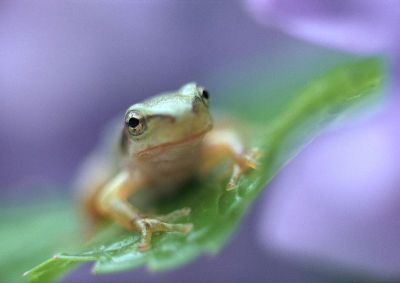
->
left=125, top=111, right=147, bottom=136
left=128, top=117, right=139, bottom=127
left=201, top=89, right=209, bottom=100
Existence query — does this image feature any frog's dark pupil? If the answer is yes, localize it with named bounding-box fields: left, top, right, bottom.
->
left=202, top=90, right=209, bottom=99
left=128, top=117, right=140, bottom=128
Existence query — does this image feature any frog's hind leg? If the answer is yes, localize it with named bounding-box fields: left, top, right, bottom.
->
left=96, top=171, right=192, bottom=252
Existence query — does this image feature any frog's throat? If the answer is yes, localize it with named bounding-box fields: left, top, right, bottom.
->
left=135, top=125, right=212, bottom=159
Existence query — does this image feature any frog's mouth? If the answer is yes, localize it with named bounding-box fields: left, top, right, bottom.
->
left=135, top=125, right=212, bottom=158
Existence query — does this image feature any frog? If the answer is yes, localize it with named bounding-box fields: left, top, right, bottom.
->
left=76, top=82, right=259, bottom=251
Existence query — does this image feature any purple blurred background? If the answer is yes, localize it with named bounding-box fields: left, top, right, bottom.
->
left=1, top=0, right=399, bottom=282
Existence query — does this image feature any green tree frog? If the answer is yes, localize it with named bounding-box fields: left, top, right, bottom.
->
left=76, top=83, right=258, bottom=251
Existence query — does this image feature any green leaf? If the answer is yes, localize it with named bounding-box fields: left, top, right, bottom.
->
left=11, top=58, right=384, bottom=283
left=0, top=199, right=79, bottom=283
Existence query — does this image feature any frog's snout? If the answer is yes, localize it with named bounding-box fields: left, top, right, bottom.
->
left=191, top=88, right=209, bottom=114
left=192, top=96, right=203, bottom=113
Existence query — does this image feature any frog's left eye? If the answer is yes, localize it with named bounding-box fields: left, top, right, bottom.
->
left=200, top=88, right=210, bottom=106
left=201, top=89, right=209, bottom=100
left=125, top=111, right=147, bottom=136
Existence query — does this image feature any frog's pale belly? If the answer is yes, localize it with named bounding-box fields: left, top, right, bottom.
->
left=132, top=136, right=204, bottom=191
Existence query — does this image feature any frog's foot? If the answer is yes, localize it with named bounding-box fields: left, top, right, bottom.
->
left=226, top=148, right=261, bottom=191
left=134, top=210, right=193, bottom=252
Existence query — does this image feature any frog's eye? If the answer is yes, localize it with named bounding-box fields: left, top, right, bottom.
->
left=200, top=88, right=210, bottom=106
left=201, top=89, right=209, bottom=100
left=125, top=111, right=147, bottom=136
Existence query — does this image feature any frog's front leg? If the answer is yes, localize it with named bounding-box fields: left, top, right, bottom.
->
left=201, top=128, right=260, bottom=190
left=97, top=171, right=192, bottom=251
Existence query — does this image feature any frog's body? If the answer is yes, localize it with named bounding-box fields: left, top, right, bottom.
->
left=76, top=83, right=258, bottom=251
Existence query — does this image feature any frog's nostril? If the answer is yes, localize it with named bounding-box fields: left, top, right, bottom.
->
left=192, top=97, right=202, bottom=113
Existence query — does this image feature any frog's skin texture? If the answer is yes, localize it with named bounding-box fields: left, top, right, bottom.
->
left=76, top=83, right=258, bottom=251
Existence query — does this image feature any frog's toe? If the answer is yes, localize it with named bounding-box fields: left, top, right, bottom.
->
left=225, top=164, right=242, bottom=191
left=181, top=223, right=193, bottom=234
left=226, top=148, right=261, bottom=191
left=137, top=241, right=151, bottom=252
left=156, top=207, right=191, bottom=222
left=135, top=218, right=193, bottom=252
left=243, top=148, right=262, bottom=169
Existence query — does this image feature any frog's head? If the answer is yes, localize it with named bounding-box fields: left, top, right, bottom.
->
left=123, top=82, right=212, bottom=157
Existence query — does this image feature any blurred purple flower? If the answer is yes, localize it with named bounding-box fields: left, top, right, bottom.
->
left=247, top=0, right=400, bottom=277
left=261, top=108, right=400, bottom=276
left=247, top=0, right=400, bottom=54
